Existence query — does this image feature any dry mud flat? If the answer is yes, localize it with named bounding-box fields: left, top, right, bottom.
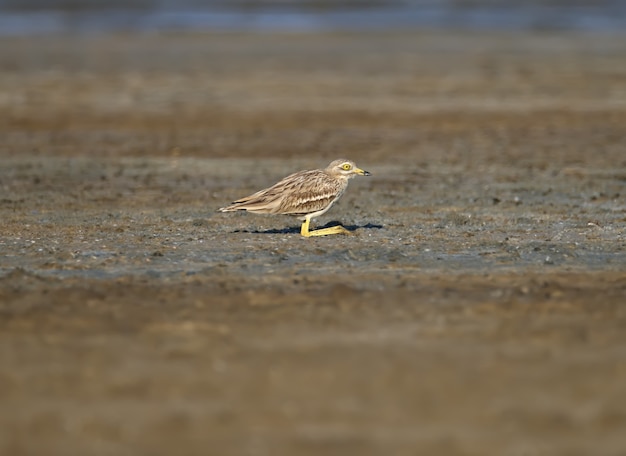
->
left=1, top=31, right=626, bottom=455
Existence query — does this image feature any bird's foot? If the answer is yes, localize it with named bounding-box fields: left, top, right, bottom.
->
left=301, top=225, right=351, bottom=237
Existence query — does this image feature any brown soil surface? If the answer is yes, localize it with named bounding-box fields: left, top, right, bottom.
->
left=1, top=31, right=625, bottom=455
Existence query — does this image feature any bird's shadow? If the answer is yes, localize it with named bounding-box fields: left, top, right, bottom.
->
left=234, top=221, right=384, bottom=235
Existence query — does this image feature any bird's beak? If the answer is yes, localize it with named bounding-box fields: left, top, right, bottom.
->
left=355, top=167, right=371, bottom=176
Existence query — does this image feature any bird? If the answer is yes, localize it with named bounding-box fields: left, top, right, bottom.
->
left=218, top=159, right=371, bottom=237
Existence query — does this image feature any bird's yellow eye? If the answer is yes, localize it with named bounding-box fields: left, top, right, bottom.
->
left=342, top=163, right=352, bottom=170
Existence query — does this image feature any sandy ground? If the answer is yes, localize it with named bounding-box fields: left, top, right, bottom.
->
left=1, top=31, right=626, bottom=455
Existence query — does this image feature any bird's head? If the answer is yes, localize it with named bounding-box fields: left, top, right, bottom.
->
left=326, top=159, right=371, bottom=179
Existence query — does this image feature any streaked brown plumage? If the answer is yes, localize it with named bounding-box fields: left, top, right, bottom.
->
left=218, top=159, right=370, bottom=237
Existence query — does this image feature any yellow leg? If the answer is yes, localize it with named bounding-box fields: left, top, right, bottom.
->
left=300, top=217, right=351, bottom=237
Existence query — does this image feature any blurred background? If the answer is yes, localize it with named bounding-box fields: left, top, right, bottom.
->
left=1, top=0, right=626, bottom=35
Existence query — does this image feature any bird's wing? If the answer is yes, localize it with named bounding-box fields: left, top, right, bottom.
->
left=219, top=170, right=344, bottom=215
